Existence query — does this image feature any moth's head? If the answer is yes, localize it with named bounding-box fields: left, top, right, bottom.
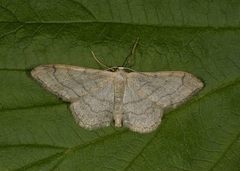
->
left=106, top=66, right=135, bottom=72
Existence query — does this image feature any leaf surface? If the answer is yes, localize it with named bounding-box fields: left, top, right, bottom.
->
left=0, top=0, right=240, bottom=170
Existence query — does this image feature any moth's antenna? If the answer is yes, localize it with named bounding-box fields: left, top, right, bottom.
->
left=122, top=37, right=139, bottom=67
left=90, top=49, right=110, bottom=70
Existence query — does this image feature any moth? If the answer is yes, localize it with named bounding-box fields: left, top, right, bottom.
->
left=31, top=39, right=203, bottom=133
left=31, top=64, right=203, bottom=133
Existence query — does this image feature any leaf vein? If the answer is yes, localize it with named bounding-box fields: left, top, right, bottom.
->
left=208, top=131, right=240, bottom=171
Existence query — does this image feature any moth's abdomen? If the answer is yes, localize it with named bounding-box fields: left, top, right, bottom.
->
left=113, top=71, right=126, bottom=127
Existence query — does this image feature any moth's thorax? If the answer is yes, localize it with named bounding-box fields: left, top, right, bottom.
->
left=115, top=69, right=127, bottom=80
left=113, top=69, right=127, bottom=127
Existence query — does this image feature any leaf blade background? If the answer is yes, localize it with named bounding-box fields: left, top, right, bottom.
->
left=0, top=0, right=240, bottom=170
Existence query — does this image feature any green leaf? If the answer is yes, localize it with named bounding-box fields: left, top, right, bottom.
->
left=0, top=0, right=240, bottom=170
